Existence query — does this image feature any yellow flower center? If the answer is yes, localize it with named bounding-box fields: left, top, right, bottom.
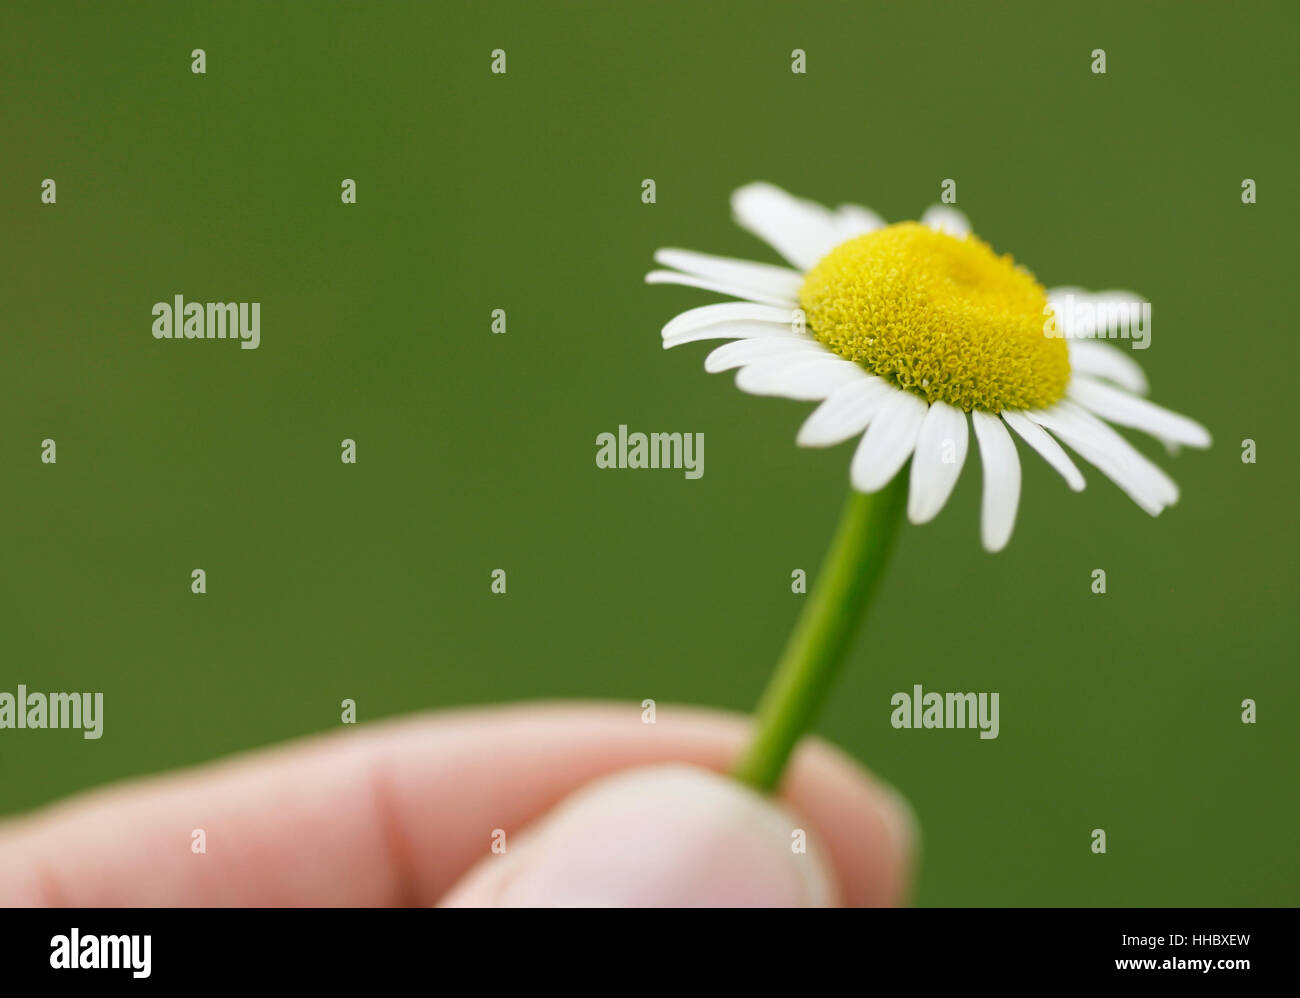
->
left=798, top=222, right=1068, bottom=412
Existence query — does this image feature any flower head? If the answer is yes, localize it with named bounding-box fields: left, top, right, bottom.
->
left=648, top=183, right=1210, bottom=551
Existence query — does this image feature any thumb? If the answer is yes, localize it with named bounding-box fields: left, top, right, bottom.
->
left=440, top=763, right=842, bottom=907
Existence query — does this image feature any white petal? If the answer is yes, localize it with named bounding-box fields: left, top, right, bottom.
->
left=907, top=401, right=969, bottom=524
left=735, top=355, right=861, bottom=401
left=1067, top=339, right=1150, bottom=395
left=1072, top=405, right=1180, bottom=507
left=1092, top=289, right=1145, bottom=308
left=971, top=410, right=1021, bottom=552
left=731, top=182, right=841, bottom=270
left=1027, top=403, right=1175, bottom=515
left=662, top=302, right=798, bottom=340
left=1001, top=409, right=1085, bottom=491
left=704, top=337, right=824, bottom=373
left=833, top=203, right=886, bottom=239
left=850, top=389, right=928, bottom=492
left=654, top=248, right=805, bottom=300
left=645, top=269, right=796, bottom=308
left=664, top=321, right=811, bottom=349
left=1067, top=376, right=1211, bottom=448
left=797, top=375, right=895, bottom=447
left=921, top=204, right=971, bottom=237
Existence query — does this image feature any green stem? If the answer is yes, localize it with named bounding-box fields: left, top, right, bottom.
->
left=732, top=472, right=908, bottom=792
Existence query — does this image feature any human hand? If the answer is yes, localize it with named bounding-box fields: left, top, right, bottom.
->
left=0, top=704, right=914, bottom=907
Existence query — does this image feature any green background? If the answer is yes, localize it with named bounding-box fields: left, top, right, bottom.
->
left=3, top=0, right=1297, bottom=906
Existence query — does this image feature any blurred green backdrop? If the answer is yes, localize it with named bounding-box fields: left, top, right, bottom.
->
left=3, top=0, right=1297, bottom=906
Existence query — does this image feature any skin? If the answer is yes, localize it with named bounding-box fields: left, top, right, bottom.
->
left=0, top=703, right=915, bottom=907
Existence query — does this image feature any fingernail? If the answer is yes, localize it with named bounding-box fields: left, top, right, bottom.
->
left=477, top=764, right=837, bottom=907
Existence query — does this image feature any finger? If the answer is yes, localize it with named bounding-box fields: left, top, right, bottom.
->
left=0, top=702, right=915, bottom=907
left=440, top=763, right=844, bottom=906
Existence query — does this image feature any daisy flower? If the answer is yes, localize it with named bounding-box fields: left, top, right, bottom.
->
left=647, top=182, right=1210, bottom=553
left=645, top=183, right=1210, bottom=791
